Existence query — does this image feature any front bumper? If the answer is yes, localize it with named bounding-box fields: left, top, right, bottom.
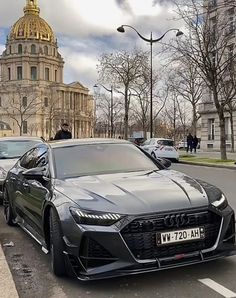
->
left=62, top=206, right=236, bottom=280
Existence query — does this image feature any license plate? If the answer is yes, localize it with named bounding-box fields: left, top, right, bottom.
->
left=156, top=227, right=205, bottom=246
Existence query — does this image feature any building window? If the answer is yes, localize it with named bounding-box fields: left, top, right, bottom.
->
left=22, top=97, right=27, bottom=108
left=225, top=117, right=231, bottom=140
left=9, top=45, right=11, bottom=54
left=46, top=120, right=49, bottom=134
left=31, top=66, right=37, bottom=80
left=44, top=97, right=48, bottom=107
left=45, top=68, right=50, bottom=81
left=8, top=68, right=11, bottom=80
left=18, top=44, right=23, bottom=54
left=44, top=46, right=48, bottom=55
left=0, top=97, right=2, bottom=107
left=23, top=121, right=27, bottom=134
left=17, top=66, right=23, bottom=80
left=55, top=70, right=57, bottom=82
left=208, top=119, right=215, bottom=140
left=31, top=44, right=36, bottom=54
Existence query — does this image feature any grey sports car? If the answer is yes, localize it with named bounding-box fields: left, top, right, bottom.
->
left=3, top=139, right=236, bottom=280
left=0, top=136, right=44, bottom=203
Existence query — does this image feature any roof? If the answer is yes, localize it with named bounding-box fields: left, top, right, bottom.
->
left=0, top=136, right=43, bottom=142
left=49, top=138, right=131, bottom=149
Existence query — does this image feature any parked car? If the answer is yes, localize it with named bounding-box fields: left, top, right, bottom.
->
left=3, top=139, right=236, bottom=280
left=141, top=138, right=179, bottom=162
left=177, top=139, right=201, bottom=150
left=127, top=137, right=145, bottom=146
left=0, top=136, right=44, bottom=203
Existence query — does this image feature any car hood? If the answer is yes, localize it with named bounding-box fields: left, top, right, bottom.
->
left=0, top=159, right=18, bottom=172
left=55, top=170, right=208, bottom=214
left=55, top=170, right=209, bottom=215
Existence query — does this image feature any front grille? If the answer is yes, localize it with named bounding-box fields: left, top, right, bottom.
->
left=79, top=237, right=117, bottom=269
left=121, top=210, right=221, bottom=260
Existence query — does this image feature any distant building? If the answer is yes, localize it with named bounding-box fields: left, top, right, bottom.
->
left=0, top=0, right=94, bottom=138
left=199, top=0, right=236, bottom=151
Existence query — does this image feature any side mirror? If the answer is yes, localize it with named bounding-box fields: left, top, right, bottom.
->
left=157, top=158, right=172, bottom=168
left=22, top=167, right=45, bottom=180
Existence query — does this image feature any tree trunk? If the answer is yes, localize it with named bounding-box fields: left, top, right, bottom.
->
left=219, top=112, right=227, bottom=160
left=124, top=87, right=129, bottom=140
left=192, top=105, right=197, bottom=136
left=229, top=110, right=235, bottom=153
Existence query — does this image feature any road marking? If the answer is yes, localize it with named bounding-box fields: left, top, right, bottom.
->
left=199, top=278, right=236, bottom=298
left=0, top=245, right=19, bottom=298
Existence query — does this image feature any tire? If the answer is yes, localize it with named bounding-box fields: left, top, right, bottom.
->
left=151, top=152, right=156, bottom=159
left=3, top=188, right=16, bottom=226
left=49, top=209, right=66, bottom=277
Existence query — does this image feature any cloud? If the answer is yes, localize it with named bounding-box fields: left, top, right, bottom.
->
left=0, top=0, right=183, bottom=90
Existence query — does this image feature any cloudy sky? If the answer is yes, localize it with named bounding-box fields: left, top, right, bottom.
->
left=0, top=0, right=183, bottom=91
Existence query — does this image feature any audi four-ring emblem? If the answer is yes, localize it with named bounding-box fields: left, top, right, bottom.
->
left=163, top=214, right=190, bottom=228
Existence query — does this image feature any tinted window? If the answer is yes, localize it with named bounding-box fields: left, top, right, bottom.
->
left=0, top=140, right=42, bottom=159
left=53, top=143, right=158, bottom=179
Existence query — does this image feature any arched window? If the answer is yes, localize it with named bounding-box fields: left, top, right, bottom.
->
left=44, top=46, right=48, bottom=55
left=18, top=44, right=22, bottom=54
left=31, top=44, right=36, bottom=54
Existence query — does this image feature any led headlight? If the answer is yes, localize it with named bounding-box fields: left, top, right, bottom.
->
left=211, top=194, right=228, bottom=210
left=70, top=208, right=123, bottom=226
left=0, top=167, right=7, bottom=181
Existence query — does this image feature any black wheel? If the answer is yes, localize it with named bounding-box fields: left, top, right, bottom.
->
left=49, top=208, right=66, bottom=277
left=151, top=152, right=156, bottom=159
left=3, top=188, right=16, bottom=226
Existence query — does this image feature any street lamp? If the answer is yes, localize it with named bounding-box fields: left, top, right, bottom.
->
left=94, top=83, right=114, bottom=138
left=117, top=25, right=183, bottom=138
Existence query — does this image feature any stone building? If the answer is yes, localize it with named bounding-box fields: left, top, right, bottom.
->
left=199, top=0, right=236, bottom=151
left=0, top=0, right=94, bottom=139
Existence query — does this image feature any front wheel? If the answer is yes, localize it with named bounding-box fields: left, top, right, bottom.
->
left=3, top=188, right=16, bottom=226
left=50, top=209, right=66, bottom=277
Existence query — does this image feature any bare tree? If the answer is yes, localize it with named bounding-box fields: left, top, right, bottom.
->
left=97, top=50, right=149, bottom=139
left=170, top=0, right=236, bottom=159
left=95, top=92, right=123, bottom=137
left=1, top=84, right=41, bottom=135
left=167, top=62, right=203, bottom=135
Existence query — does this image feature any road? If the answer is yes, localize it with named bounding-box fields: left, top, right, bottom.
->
left=1, top=164, right=236, bottom=298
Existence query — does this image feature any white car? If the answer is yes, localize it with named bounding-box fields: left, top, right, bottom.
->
left=141, top=138, right=179, bottom=162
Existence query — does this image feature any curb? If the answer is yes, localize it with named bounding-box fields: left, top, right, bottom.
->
left=179, top=160, right=236, bottom=170
left=0, top=245, right=19, bottom=298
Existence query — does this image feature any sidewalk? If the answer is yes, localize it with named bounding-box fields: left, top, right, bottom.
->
left=179, top=150, right=236, bottom=169
left=0, top=245, right=19, bottom=297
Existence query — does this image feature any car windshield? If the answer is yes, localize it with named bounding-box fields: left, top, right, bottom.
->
left=157, top=140, right=174, bottom=146
left=0, top=140, right=42, bottom=159
left=53, top=143, right=159, bottom=179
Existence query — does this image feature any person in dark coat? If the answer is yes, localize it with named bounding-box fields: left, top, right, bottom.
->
left=192, top=135, right=199, bottom=153
left=54, top=123, right=72, bottom=140
left=186, top=133, right=193, bottom=153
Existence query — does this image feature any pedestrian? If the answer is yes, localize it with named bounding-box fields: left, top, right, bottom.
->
left=54, top=123, right=72, bottom=140
left=192, top=135, right=199, bottom=153
left=186, top=132, right=193, bottom=153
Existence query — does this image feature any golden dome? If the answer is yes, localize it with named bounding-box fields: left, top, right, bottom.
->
left=9, top=0, right=55, bottom=43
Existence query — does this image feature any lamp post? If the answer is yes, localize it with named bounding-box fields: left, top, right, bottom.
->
left=94, top=84, right=114, bottom=138
left=117, top=25, right=183, bottom=138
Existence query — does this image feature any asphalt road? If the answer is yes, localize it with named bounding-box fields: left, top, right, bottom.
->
left=1, top=164, right=236, bottom=298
